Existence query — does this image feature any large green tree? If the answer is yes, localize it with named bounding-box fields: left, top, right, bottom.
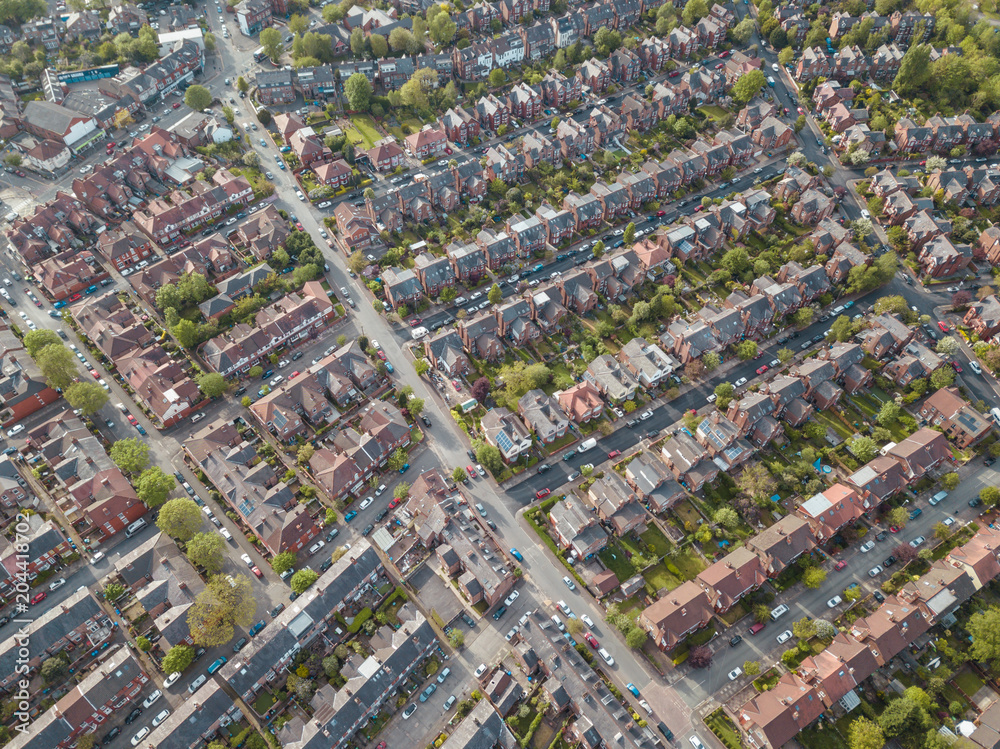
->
left=893, top=43, right=931, bottom=94
left=732, top=69, right=767, bottom=102
left=195, top=372, right=228, bottom=399
left=344, top=73, right=373, bottom=112
left=260, top=27, right=283, bottom=62
left=187, top=573, right=257, bottom=646
left=109, top=437, right=150, bottom=475
left=156, top=498, right=203, bottom=542
left=184, top=84, right=212, bottom=111
left=290, top=568, right=319, bottom=594
left=186, top=532, right=225, bottom=574
left=36, top=344, right=77, bottom=390
left=136, top=467, right=176, bottom=508
left=24, top=329, right=62, bottom=357
left=64, top=382, right=108, bottom=415
left=161, top=645, right=194, bottom=675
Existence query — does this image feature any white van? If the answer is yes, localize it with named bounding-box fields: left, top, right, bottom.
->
left=769, top=604, right=789, bottom=621
left=125, top=518, right=147, bottom=537
left=990, top=407, right=1000, bottom=426
left=411, top=326, right=429, bottom=340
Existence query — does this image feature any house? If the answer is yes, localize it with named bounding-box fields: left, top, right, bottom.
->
left=557, top=269, right=598, bottom=315
left=413, top=252, right=456, bottom=297
left=458, top=314, right=504, bottom=362
left=745, top=514, right=814, bottom=576
left=359, top=138, right=404, bottom=172
left=314, top=159, right=352, bottom=188
left=584, top=355, right=639, bottom=403
left=589, top=472, right=646, bottom=535
left=381, top=267, right=423, bottom=311
left=919, top=386, right=993, bottom=448
left=441, top=106, right=480, bottom=145
left=22, top=101, right=101, bottom=153
left=964, top=295, right=1000, bottom=340
left=549, top=498, right=608, bottom=558
left=696, top=547, right=767, bottom=612
left=495, top=298, right=539, bottom=346
left=557, top=381, right=604, bottom=424
left=481, top=407, right=532, bottom=462
left=255, top=69, right=295, bottom=105
left=333, top=203, right=379, bottom=253
left=918, top=234, right=972, bottom=279
left=95, top=221, right=153, bottom=270
left=847, top=456, right=907, bottom=507
left=859, top=314, right=914, bottom=359
left=518, top=389, right=570, bottom=444
left=447, top=242, right=486, bottom=282
left=886, top=427, right=952, bottom=479
left=424, top=330, right=471, bottom=377
left=790, top=189, right=835, bottom=225
left=624, top=452, right=685, bottom=508
left=795, top=484, right=865, bottom=542
left=638, top=581, right=713, bottom=651
left=404, top=125, right=447, bottom=159
left=618, top=337, right=677, bottom=388
left=659, top=432, right=718, bottom=491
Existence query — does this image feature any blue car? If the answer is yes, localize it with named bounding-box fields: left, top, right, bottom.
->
left=136, top=425, right=146, bottom=436
left=399, top=463, right=410, bottom=474
left=345, top=510, right=357, bottom=522
left=207, top=657, right=227, bottom=675
left=626, top=683, right=640, bottom=698
left=54, top=301, right=66, bottom=309
left=843, top=300, right=854, bottom=309
left=385, top=362, right=394, bottom=373
left=509, top=548, right=523, bottom=562
left=249, top=619, right=266, bottom=637
left=909, top=508, right=922, bottom=520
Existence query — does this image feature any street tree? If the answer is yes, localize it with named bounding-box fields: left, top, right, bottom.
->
left=743, top=660, right=761, bottom=676
left=36, top=344, right=77, bottom=389
left=981, top=486, right=1000, bottom=505
left=702, top=352, right=721, bottom=371
left=271, top=551, right=297, bottom=574
left=290, top=569, right=319, bottom=594
left=936, top=336, right=959, bottom=356
left=136, top=466, right=175, bottom=508
left=237, top=76, right=248, bottom=93
left=688, top=645, right=712, bottom=668
left=829, top=315, right=854, bottom=342
left=184, top=84, right=212, bottom=111
left=488, top=284, right=503, bottom=305
left=64, top=382, right=108, bottom=415
left=186, top=532, right=225, bottom=574
left=187, top=573, right=257, bottom=646
left=161, top=645, right=194, bottom=675
left=623, top=222, right=636, bottom=245
left=777, top=347, right=794, bottom=362
left=793, top=617, right=817, bottom=639
left=803, top=567, right=827, bottom=588
left=260, top=27, right=283, bottom=61
left=732, top=69, right=767, bottom=102
left=157, top=498, right=203, bottom=542
left=195, top=372, right=228, bottom=398
left=109, top=437, right=150, bottom=475
left=930, top=366, right=955, bottom=389
left=736, top=340, right=758, bottom=360
left=888, top=506, right=910, bottom=529
left=452, top=467, right=467, bottom=483
left=394, top=482, right=411, bottom=500
left=942, top=472, right=960, bottom=491
left=714, top=382, right=735, bottom=409
left=24, top=329, right=61, bottom=357
left=476, top=444, right=504, bottom=475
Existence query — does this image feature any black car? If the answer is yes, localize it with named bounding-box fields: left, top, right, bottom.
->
left=234, top=385, right=247, bottom=396
left=872, top=590, right=885, bottom=603
left=194, top=647, right=206, bottom=660
left=320, top=558, right=333, bottom=572
left=102, top=727, right=121, bottom=745
left=375, top=509, right=388, bottom=523
left=291, top=351, right=304, bottom=361
left=362, top=524, right=374, bottom=536
left=883, top=555, right=896, bottom=568
left=811, top=334, right=824, bottom=344
left=270, top=603, right=285, bottom=618
left=0, top=615, right=9, bottom=627
left=970, top=497, right=983, bottom=508
left=233, top=637, right=248, bottom=652
left=492, top=605, right=507, bottom=620
left=467, top=449, right=477, bottom=462
left=462, top=612, right=476, bottom=627
left=729, top=635, right=743, bottom=647
left=537, top=463, right=551, bottom=474
left=626, top=419, right=639, bottom=428
left=647, top=430, right=660, bottom=439
left=486, top=519, right=497, bottom=531
left=776, top=336, right=789, bottom=345
left=658, top=723, right=674, bottom=742
left=985, top=457, right=996, bottom=467
left=125, top=708, right=142, bottom=725
left=874, top=531, right=888, bottom=541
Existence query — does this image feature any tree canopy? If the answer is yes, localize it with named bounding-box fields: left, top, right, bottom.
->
left=187, top=573, right=257, bottom=646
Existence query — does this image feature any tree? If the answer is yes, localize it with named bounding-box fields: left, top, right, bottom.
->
left=981, top=486, right=1000, bottom=505
left=339, top=69, right=380, bottom=110
left=448, top=629, right=465, bottom=647
left=851, top=217, right=873, bottom=241
left=873, top=295, right=908, bottom=316
left=195, top=372, right=227, bottom=399
left=593, top=26, right=622, bottom=56
left=488, top=68, right=506, bottom=87
left=40, top=656, right=68, bottom=684
left=951, top=291, right=971, bottom=309
left=793, top=617, right=817, bottom=639
left=173, top=319, right=200, bottom=349
left=488, top=284, right=503, bottom=305
left=713, top=507, right=739, bottom=529
left=399, top=68, right=439, bottom=110
left=407, top=397, right=425, bottom=418
left=369, top=33, right=388, bottom=58
left=237, top=76, right=249, bottom=93
left=879, top=696, right=928, bottom=740
left=429, top=10, right=457, bottom=44
left=476, top=444, right=505, bottom=476
left=877, top=400, right=900, bottom=425
left=849, top=718, right=885, bottom=749
left=162, top=645, right=194, bottom=675
left=64, top=382, right=108, bottom=415
left=737, top=462, right=777, bottom=501
left=471, top=376, right=490, bottom=403
left=887, top=506, right=909, bottom=529
left=414, top=358, right=430, bottom=377
left=743, top=660, right=761, bottom=676
left=36, top=344, right=77, bottom=390
left=936, top=336, right=959, bottom=357
left=829, top=315, right=854, bottom=342
left=702, top=352, right=721, bottom=371
left=623, top=222, right=636, bottom=245
left=24, top=329, right=61, bottom=357
left=271, top=551, right=297, bottom=574
left=452, top=466, right=467, bottom=483
left=777, top=347, right=794, bottom=363
left=136, top=466, right=175, bottom=508
left=626, top=626, right=647, bottom=649
left=969, top=607, right=1000, bottom=668
left=849, top=435, right=877, bottom=462
left=688, top=645, right=713, bottom=668
left=290, top=568, right=319, bottom=594
left=261, top=26, right=283, bottom=61
left=930, top=366, right=955, bottom=389
left=184, top=84, right=212, bottom=111
left=387, top=448, right=408, bottom=472
left=157, top=498, right=202, bottom=542
left=893, top=43, right=931, bottom=94
left=731, top=17, right=754, bottom=43
left=803, top=566, right=827, bottom=588
left=792, top=307, right=814, bottom=327
left=732, top=69, right=767, bottom=102
left=894, top=542, right=918, bottom=565
left=942, top=472, right=960, bottom=491
left=736, top=340, right=758, bottom=360
left=779, top=46, right=795, bottom=66
left=187, top=532, right=225, bottom=574
left=109, top=437, right=150, bottom=475
left=394, top=482, right=410, bottom=500
left=187, top=573, right=257, bottom=646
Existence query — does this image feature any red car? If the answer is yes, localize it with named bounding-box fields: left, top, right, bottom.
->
left=656, top=210, right=665, bottom=216
left=756, top=365, right=769, bottom=375
left=718, top=50, right=730, bottom=58
left=938, top=321, right=950, bottom=332
left=668, top=70, right=680, bottom=77
left=584, top=633, right=599, bottom=648
left=535, top=488, right=551, bottom=499
left=377, top=350, right=386, bottom=361
left=467, top=464, right=477, bottom=477
left=172, top=102, right=181, bottom=109
left=251, top=565, right=263, bottom=578
left=295, top=222, right=304, bottom=231
left=408, top=318, right=423, bottom=327
left=127, top=414, right=138, bottom=426
left=389, top=497, right=401, bottom=509
left=68, top=293, right=82, bottom=302
left=951, top=361, right=963, bottom=373
left=834, top=560, right=847, bottom=571
left=444, top=147, right=452, bottom=155
left=889, top=525, right=899, bottom=533
left=90, top=368, right=99, bottom=379
left=289, top=371, right=300, bottom=379
left=30, top=591, right=46, bottom=605
left=608, top=450, right=621, bottom=459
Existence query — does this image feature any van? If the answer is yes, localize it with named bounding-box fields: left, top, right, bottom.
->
left=990, top=407, right=1000, bottom=426
left=411, top=326, right=428, bottom=340
left=929, top=490, right=949, bottom=506
left=769, top=604, right=789, bottom=621
left=125, top=518, right=147, bottom=538
left=832, top=305, right=845, bottom=315
left=577, top=437, right=597, bottom=453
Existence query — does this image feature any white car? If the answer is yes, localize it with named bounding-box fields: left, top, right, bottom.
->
left=639, top=409, right=653, bottom=421
left=771, top=63, right=780, bottom=71
left=860, top=540, right=875, bottom=553
left=557, top=600, right=573, bottom=616
left=308, top=540, right=325, bottom=555
left=142, top=690, right=162, bottom=709
left=776, top=629, right=793, bottom=644
left=152, top=708, right=171, bottom=727
left=131, top=727, right=150, bottom=747
left=734, top=377, right=748, bottom=387
left=728, top=667, right=743, bottom=681
left=49, top=577, right=66, bottom=591
left=474, top=663, right=488, bottom=678
left=909, top=536, right=926, bottom=548
left=240, top=553, right=253, bottom=567
left=827, top=595, right=843, bottom=608
left=638, top=699, right=653, bottom=715
left=581, top=614, right=595, bottom=628
left=868, top=565, right=884, bottom=577
left=504, top=590, right=520, bottom=607
left=706, top=393, right=717, bottom=403
left=6, top=424, right=24, bottom=437
left=277, top=359, right=290, bottom=368
left=371, top=340, right=381, bottom=350
left=562, top=576, right=576, bottom=591
left=359, top=496, right=374, bottom=510
left=598, top=648, right=614, bottom=665
left=861, top=209, right=870, bottom=219
left=505, top=626, right=519, bottom=641
left=943, top=517, right=957, bottom=526
left=970, top=361, right=982, bottom=375
left=163, top=672, right=182, bottom=688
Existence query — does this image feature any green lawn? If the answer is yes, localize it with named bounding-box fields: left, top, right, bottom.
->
left=673, top=547, right=707, bottom=579
left=348, top=114, right=382, bottom=148
left=599, top=543, right=638, bottom=581
left=673, top=499, right=704, bottom=528
left=644, top=562, right=682, bottom=592
left=640, top=525, right=673, bottom=558
left=705, top=708, right=742, bottom=749
left=698, top=105, right=729, bottom=121
left=955, top=668, right=985, bottom=698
